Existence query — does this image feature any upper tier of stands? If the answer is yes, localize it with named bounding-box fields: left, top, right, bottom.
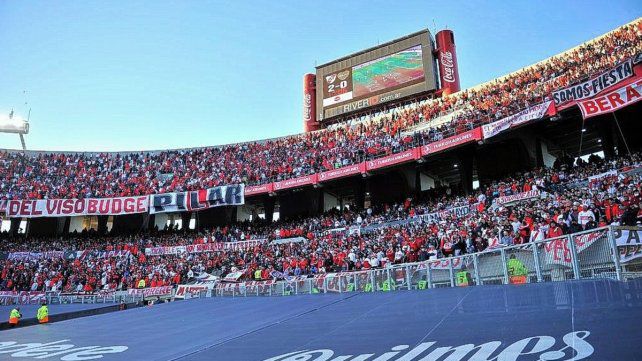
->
left=1, top=21, right=640, bottom=200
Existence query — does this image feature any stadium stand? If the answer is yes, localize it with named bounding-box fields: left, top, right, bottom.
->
left=1, top=151, right=640, bottom=292
left=0, top=20, right=641, bottom=302
left=0, top=22, right=639, bottom=200
left=2, top=9, right=642, bottom=361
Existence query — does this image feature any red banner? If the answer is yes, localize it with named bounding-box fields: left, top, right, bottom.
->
left=421, top=127, right=482, bottom=156
left=7, top=196, right=149, bottom=218
left=0, top=200, right=6, bottom=214
left=366, top=148, right=420, bottom=171
left=579, top=78, right=642, bottom=119
left=273, top=174, right=318, bottom=191
left=245, top=183, right=274, bottom=197
left=318, top=163, right=365, bottom=182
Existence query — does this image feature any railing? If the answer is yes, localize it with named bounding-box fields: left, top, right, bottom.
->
left=0, top=291, right=144, bottom=306
left=2, top=226, right=636, bottom=304
left=45, top=292, right=143, bottom=305
left=204, top=226, right=639, bottom=298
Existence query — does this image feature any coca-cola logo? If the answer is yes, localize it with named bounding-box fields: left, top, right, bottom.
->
left=264, top=331, right=595, bottom=361
left=442, top=67, right=456, bottom=83
left=440, top=51, right=456, bottom=83
left=303, top=93, right=312, bottom=121
left=440, top=51, right=454, bottom=67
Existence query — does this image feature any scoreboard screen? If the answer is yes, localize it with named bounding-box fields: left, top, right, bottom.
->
left=316, top=30, right=437, bottom=120
left=322, top=45, right=425, bottom=107
left=322, top=69, right=354, bottom=107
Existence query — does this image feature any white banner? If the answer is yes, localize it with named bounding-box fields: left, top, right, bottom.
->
left=7, top=251, right=64, bottom=261
left=482, top=101, right=553, bottom=139
left=223, top=271, right=245, bottom=282
left=127, top=286, right=173, bottom=298
left=149, top=184, right=244, bottom=214
left=419, top=204, right=475, bottom=224
left=174, top=282, right=218, bottom=299
left=145, top=239, right=265, bottom=256
left=0, top=291, right=47, bottom=305
left=494, top=190, right=540, bottom=206
left=70, top=249, right=131, bottom=260
left=270, top=236, right=307, bottom=245
left=6, top=196, right=149, bottom=218
left=216, top=280, right=276, bottom=294
left=588, top=170, right=618, bottom=183
left=613, top=227, right=642, bottom=263
left=415, top=258, right=465, bottom=271
left=543, top=230, right=606, bottom=267
left=553, top=60, right=634, bottom=105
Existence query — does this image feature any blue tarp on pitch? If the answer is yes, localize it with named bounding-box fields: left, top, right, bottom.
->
left=0, top=302, right=115, bottom=319
left=1, top=279, right=642, bottom=360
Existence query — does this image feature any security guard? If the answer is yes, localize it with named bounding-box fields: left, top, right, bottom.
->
left=456, top=266, right=473, bottom=287
left=507, top=254, right=528, bottom=284
left=381, top=278, right=394, bottom=292
left=37, top=302, right=49, bottom=324
left=9, top=307, right=21, bottom=327
left=137, top=278, right=146, bottom=289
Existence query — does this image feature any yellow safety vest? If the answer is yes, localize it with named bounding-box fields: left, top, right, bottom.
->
left=382, top=280, right=393, bottom=291
left=508, top=259, right=527, bottom=276
left=37, top=306, right=48, bottom=320
left=456, top=271, right=470, bottom=286
left=10, top=309, right=20, bottom=319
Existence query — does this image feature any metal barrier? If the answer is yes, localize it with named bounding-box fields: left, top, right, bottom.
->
left=0, top=292, right=143, bottom=306
left=46, top=293, right=143, bottom=305
left=198, top=226, right=638, bottom=299
left=15, top=228, right=630, bottom=305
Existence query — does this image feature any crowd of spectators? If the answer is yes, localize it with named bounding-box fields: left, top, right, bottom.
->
left=1, top=21, right=641, bottom=293
left=1, top=22, right=640, bottom=200
left=1, top=151, right=640, bottom=293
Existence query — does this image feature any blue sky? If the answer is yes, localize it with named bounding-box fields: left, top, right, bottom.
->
left=0, top=1, right=639, bottom=151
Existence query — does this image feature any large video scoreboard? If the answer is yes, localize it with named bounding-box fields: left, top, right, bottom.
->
left=316, top=30, right=437, bottom=120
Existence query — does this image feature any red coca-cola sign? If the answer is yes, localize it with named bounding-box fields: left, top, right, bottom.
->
left=435, top=30, right=461, bottom=95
